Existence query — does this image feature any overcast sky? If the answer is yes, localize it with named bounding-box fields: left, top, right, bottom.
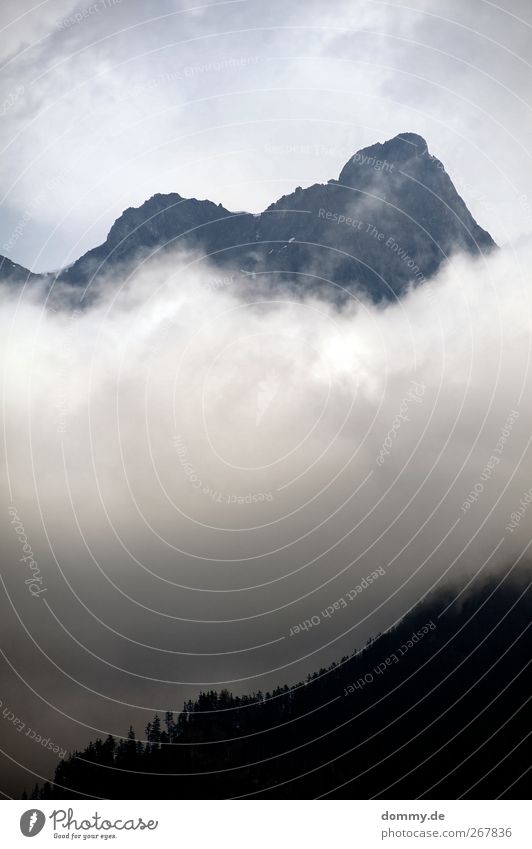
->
left=1, top=0, right=532, bottom=272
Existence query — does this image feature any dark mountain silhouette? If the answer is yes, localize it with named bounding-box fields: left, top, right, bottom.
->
left=0, top=255, right=42, bottom=286
left=34, top=568, right=532, bottom=800
left=3, top=134, right=495, bottom=302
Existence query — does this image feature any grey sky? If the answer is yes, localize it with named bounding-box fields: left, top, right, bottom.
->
left=1, top=0, right=532, bottom=272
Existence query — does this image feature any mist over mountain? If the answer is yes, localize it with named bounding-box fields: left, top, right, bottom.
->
left=2, top=0, right=532, bottom=812
left=0, top=255, right=42, bottom=287
left=34, top=569, right=532, bottom=800
left=1, top=131, right=529, bottom=803
left=2, top=133, right=495, bottom=304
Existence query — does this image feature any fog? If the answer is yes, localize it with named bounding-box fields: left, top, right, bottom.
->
left=0, top=237, right=531, bottom=793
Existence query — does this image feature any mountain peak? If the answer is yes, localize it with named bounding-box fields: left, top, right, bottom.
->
left=2, top=132, right=496, bottom=304
left=386, top=131, right=428, bottom=155
left=338, top=132, right=434, bottom=184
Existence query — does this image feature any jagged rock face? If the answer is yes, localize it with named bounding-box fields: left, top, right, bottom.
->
left=252, top=132, right=495, bottom=300
left=4, top=134, right=496, bottom=302
left=60, top=194, right=256, bottom=288
left=0, top=255, right=42, bottom=286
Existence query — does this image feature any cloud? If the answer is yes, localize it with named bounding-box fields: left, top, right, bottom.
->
left=1, top=0, right=532, bottom=272
left=1, top=237, right=531, bottom=793
left=1, top=0, right=532, bottom=795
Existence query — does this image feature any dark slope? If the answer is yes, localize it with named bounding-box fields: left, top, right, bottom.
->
left=35, top=569, right=532, bottom=800
left=0, top=255, right=42, bottom=286
left=256, top=132, right=495, bottom=299
left=49, top=132, right=496, bottom=302
left=59, top=193, right=256, bottom=289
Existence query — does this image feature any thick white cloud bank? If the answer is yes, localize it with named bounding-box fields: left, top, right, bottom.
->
left=1, top=242, right=531, bottom=644
left=1, top=238, right=532, bottom=790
